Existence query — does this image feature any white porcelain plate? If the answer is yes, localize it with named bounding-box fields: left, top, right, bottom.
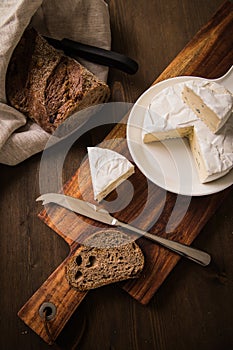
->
left=127, top=67, right=233, bottom=196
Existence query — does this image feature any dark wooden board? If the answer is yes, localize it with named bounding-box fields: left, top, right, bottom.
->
left=18, top=1, right=233, bottom=344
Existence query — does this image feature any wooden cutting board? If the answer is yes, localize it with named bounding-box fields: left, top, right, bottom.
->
left=18, top=1, right=233, bottom=344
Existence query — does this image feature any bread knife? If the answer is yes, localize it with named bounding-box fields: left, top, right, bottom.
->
left=44, top=36, right=138, bottom=75
left=37, top=193, right=211, bottom=266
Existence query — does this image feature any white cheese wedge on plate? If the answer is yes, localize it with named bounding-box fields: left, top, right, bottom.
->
left=143, top=81, right=233, bottom=183
left=87, top=147, right=135, bottom=202
left=182, top=80, right=233, bottom=133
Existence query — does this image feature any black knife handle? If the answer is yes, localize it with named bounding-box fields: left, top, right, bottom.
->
left=45, top=37, right=138, bottom=75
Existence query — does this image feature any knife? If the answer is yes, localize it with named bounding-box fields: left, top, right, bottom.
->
left=44, top=36, right=138, bottom=75
left=36, top=193, right=211, bottom=266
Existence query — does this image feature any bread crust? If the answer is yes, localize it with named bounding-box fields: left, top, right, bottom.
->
left=65, top=230, right=144, bottom=291
left=6, top=28, right=110, bottom=133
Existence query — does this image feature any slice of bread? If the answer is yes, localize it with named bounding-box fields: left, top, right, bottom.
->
left=65, top=230, right=144, bottom=291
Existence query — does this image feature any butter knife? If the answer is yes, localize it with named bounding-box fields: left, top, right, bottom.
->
left=37, top=193, right=211, bottom=266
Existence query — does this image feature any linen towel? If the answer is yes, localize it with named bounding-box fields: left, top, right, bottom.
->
left=0, top=0, right=111, bottom=165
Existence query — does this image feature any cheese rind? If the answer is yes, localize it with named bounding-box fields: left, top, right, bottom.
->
left=142, top=81, right=233, bottom=183
left=88, top=147, right=135, bottom=202
left=182, top=81, right=233, bottom=133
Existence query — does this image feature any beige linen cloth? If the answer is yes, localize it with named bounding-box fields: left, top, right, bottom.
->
left=0, top=0, right=111, bottom=165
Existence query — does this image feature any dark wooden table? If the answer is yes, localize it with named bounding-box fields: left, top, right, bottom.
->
left=1, top=1, right=233, bottom=349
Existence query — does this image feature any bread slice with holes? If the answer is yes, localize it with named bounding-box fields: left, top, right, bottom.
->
left=65, top=230, right=144, bottom=291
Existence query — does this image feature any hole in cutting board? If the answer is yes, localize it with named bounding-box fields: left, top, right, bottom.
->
left=44, top=306, right=53, bottom=317
left=39, top=302, right=57, bottom=321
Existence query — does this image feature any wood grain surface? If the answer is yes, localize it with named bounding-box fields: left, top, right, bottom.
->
left=17, top=0, right=233, bottom=344
left=1, top=1, right=233, bottom=350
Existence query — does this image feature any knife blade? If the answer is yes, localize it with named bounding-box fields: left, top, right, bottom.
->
left=36, top=193, right=211, bottom=266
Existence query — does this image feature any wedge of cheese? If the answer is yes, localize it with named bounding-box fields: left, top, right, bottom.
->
left=88, top=147, right=135, bottom=202
left=182, top=81, right=233, bottom=133
left=143, top=81, right=233, bottom=183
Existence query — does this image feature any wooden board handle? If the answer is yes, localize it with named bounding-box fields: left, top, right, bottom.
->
left=18, top=256, right=87, bottom=344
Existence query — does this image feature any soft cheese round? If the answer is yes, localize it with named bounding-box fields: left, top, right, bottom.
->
left=143, top=81, right=233, bottom=180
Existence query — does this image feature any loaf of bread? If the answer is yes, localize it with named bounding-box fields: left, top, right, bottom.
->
left=65, top=230, right=144, bottom=291
left=6, top=28, right=110, bottom=133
